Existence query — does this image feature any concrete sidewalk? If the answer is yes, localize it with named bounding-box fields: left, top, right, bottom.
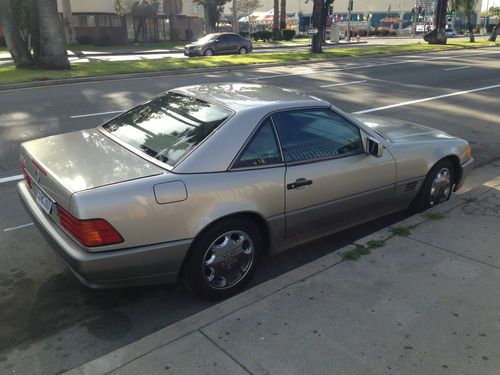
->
left=68, top=164, right=500, bottom=375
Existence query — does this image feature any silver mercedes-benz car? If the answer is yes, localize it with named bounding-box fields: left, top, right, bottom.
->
left=18, top=83, right=473, bottom=298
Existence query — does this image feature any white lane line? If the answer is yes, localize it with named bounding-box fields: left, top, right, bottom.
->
left=70, top=110, right=124, bottom=119
left=320, top=80, right=367, bottom=88
left=444, top=66, right=471, bottom=71
left=248, top=50, right=500, bottom=80
left=354, top=83, right=500, bottom=114
left=0, top=174, right=23, bottom=184
left=3, top=223, right=34, bottom=232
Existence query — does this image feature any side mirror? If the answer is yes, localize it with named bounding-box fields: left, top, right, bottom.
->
left=366, top=137, right=384, bottom=157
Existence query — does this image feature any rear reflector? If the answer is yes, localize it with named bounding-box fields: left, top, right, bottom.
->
left=19, top=159, right=32, bottom=189
left=58, top=206, right=123, bottom=247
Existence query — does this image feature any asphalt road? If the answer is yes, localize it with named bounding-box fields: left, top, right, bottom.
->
left=0, top=47, right=499, bottom=374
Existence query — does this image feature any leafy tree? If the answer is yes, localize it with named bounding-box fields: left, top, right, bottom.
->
left=235, top=0, right=262, bottom=17
left=131, top=0, right=160, bottom=42
left=0, top=0, right=32, bottom=67
left=310, top=0, right=334, bottom=53
left=450, top=0, right=478, bottom=42
left=163, top=0, right=183, bottom=41
left=272, top=0, right=280, bottom=40
left=194, top=0, right=229, bottom=33
left=424, top=0, right=448, bottom=44
left=0, top=0, right=69, bottom=69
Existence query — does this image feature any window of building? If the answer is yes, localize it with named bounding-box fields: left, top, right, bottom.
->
left=98, top=15, right=110, bottom=27
left=111, top=16, right=121, bottom=27
left=72, top=15, right=80, bottom=27
left=87, top=15, right=96, bottom=27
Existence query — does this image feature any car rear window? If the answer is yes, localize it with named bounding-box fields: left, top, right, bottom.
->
left=102, top=92, right=232, bottom=167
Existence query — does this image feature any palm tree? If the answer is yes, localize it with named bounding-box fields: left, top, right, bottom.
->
left=273, top=0, right=280, bottom=40
left=280, top=0, right=286, bottom=31
left=424, top=0, right=448, bottom=44
left=450, top=0, right=477, bottom=42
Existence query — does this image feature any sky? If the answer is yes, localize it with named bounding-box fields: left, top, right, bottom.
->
left=482, top=0, right=499, bottom=10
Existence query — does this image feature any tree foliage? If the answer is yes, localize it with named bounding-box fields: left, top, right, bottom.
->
left=194, top=0, right=229, bottom=33
left=131, top=0, right=160, bottom=42
left=235, top=0, right=262, bottom=16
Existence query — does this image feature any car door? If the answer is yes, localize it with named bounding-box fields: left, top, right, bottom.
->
left=272, top=108, right=397, bottom=242
left=214, top=34, right=230, bottom=54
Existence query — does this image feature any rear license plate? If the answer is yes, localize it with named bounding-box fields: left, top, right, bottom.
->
left=36, top=189, right=53, bottom=215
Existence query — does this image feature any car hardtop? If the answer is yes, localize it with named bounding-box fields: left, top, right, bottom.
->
left=171, top=83, right=330, bottom=115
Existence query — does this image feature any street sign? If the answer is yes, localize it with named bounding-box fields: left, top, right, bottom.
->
left=307, top=28, right=318, bottom=34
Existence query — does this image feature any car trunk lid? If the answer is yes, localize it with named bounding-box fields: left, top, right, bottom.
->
left=20, top=129, right=164, bottom=212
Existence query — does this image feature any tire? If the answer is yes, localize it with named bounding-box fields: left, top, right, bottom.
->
left=204, top=48, right=214, bottom=56
left=239, top=47, right=247, bottom=55
left=410, top=159, right=455, bottom=213
left=183, top=217, right=263, bottom=299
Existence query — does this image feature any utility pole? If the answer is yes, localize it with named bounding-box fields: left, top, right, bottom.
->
left=347, top=0, right=353, bottom=41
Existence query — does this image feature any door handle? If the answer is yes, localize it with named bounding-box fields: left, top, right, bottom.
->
left=287, top=178, right=313, bottom=190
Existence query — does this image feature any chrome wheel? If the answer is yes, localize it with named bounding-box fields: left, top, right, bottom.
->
left=429, top=167, right=452, bottom=206
left=202, top=230, right=254, bottom=290
left=204, top=49, right=213, bottom=56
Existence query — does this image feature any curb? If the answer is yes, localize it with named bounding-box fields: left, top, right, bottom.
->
left=0, top=41, right=367, bottom=61
left=1, top=44, right=497, bottom=92
left=65, top=167, right=500, bottom=375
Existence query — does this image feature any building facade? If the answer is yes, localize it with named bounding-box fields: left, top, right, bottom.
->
left=56, top=0, right=204, bottom=45
left=226, top=0, right=483, bottom=33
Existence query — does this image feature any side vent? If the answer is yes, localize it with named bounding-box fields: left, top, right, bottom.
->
left=404, top=181, right=419, bottom=192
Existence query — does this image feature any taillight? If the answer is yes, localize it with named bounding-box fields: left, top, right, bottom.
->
left=58, top=206, right=123, bottom=247
left=19, top=159, right=32, bottom=189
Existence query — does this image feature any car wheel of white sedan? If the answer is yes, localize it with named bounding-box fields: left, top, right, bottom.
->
left=184, top=217, right=262, bottom=299
left=411, top=159, right=455, bottom=212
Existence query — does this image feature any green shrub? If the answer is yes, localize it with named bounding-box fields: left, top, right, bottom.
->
left=239, top=31, right=249, bottom=38
left=281, top=29, right=296, bottom=40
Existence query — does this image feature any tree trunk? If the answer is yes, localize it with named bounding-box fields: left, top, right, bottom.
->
left=273, top=0, right=280, bottom=40
left=466, top=7, right=474, bottom=42
left=489, top=23, right=498, bottom=41
left=0, top=0, right=33, bottom=68
left=61, top=0, right=77, bottom=44
left=169, top=14, right=177, bottom=41
left=424, top=0, right=448, bottom=44
left=31, top=0, right=41, bottom=64
left=232, top=0, right=239, bottom=33
left=37, top=0, right=70, bottom=69
left=280, top=0, right=286, bottom=31
left=311, top=0, right=323, bottom=53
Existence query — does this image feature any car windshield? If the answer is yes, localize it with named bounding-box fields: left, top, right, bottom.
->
left=102, top=92, right=232, bottom=167
left=196, top=34, right=219, bottom=43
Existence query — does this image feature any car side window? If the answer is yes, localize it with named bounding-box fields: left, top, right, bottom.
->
left=272, top=109, right=363, bottom=163
left=233, top=118, right=282, bottom=168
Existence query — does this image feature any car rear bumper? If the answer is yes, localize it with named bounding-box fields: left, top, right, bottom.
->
left=18, top=181, right=192, bottom=289
left=455, top=158, right=474, bottom=191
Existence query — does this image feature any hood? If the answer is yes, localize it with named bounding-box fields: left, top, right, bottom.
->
left=352, top=114, right=455, bottom=143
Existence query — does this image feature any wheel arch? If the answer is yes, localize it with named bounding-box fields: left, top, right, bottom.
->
left=177, top=211, right=271, bottom=282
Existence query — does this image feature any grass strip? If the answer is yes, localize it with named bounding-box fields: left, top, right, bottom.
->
left=1, top=40, right=498, bottom=85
